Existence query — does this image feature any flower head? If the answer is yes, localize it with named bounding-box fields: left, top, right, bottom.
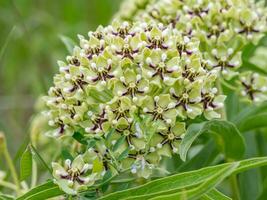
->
left=44, top=21, right=224, bottom=182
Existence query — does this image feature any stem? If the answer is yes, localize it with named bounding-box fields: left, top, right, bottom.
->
left=31, top=160, right=38, bottom=188
left=216, top=82, right=241, bottom=200
left=0, top=180, right=17, bottom=191
left=0, top=133, right=21, bottom=194
left=229, top=174, right=241, bottom=200
left=216, top=79, right=227, bottom=120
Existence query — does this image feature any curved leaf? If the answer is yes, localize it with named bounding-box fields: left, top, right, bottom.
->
left=20, top=146, right=32, bottom=181
left=233, top=102, right=267, bottom=125
left=17, top=181, right=64, bottom=200
left=99, top=157, right=267, bottom=200
left=238, top=113, right=267, bottom=132
left=149, top=163, right=239, bottom=200
left=179, top=120, right=245, bottom=161
left=201, top=189, right=232, bottom=200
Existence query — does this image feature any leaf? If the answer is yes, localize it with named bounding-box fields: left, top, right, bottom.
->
left=59, top=35, right=76, bottom=54
left=112, top=135, right=126, bottom=152
left=201, top=189, right=232, bottom=200
left=101, top=170, right=113, bottom=192
left=240, top=60, right=267, bottom=75
left=149, top=163, right=239, bottom=200
left=99, top=157, right=267, bottom=200
left=117, top=147, right=130, bottom=161
left=233, top=101, right=267, bottom=125
left=73, top=131, right=88, bottom=145
left=238, top=113, right=267, bottom=132
left=179, top=120, right=245, bottom=161
left=61, top=148, right=74, bottom=161
left=177, top=140, right=219, bottom=172
left=30, top=144, right=52, bottom=175
left=0, top=194, right=15, bottom=200
left=16, top=181, right=64, bottom=200
left=239, top=133, right=261, bottom=200
left=20, top=146, right=33, bottom=181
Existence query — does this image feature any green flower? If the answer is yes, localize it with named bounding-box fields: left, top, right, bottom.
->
left=52, top=152, right=104, bottom=195
left=142, top=94, right=177, bottom=127
left=142, top=49, right=180, bottom=86
left=205, top=45, right=241, bottom=79
left=170, top=80, right=203, bottom=119
left=149, top=122, right=186, bottom=157
left=112, top=68, right=149, bottom=102
left=239, top=72, right=267, bottom=102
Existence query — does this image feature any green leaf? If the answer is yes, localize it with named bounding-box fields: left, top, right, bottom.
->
left=101, top=170, right=113, bottom=192
left=73, top=131, right=88, bottom=145
left=0, top=194, right=15, bottom=200
left=177, top=140, right=219, bottom=172
left=16, top=181, right=64, bottom=200
left=149, top=163, right=239, bottom=200
left=99, top=157, right=267, bottom=200
left=61, top=148, right=74, bottom=161
left=240, top=60, right=267, bottom=75
left=233, top=102, right=267, bottom=125
left=112, top=135, right=126, bottom=152
left=238, top=113, right=267, bottom=132
left=20, top=146, right=32, bottom=181
left=201, top=189, right=232, bottom=200
left=179, top=120, right=245, bottom=161
left=59, top=35, right=76, bottom=54
left=30, top=144, right=52, bottom=175
left=117, top=147, right=130, bottom=161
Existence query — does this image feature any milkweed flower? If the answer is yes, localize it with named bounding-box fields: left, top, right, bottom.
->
left=115, top=0, right=267, bottom=80
left=43, top=21, right=225, bottom=189
left=238, top=72, right=267, bottom=102
left=52, top=150, right=104, bottom=194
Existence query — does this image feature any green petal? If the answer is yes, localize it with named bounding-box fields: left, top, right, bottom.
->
left=124, top=69, right=137, bottom=84
left=158, top=94, right=172, bottom=108
left=72, top=155, right=85, bottom=171
left=171, top=122, right=186, bottom=136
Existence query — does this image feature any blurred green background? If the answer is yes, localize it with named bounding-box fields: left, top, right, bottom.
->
left=0, top=0, right=122, bottom=153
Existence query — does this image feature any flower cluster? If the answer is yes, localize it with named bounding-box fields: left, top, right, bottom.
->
left=44, top=21, right=225, bottom=192
left=238, top=72, right=267, bottom=102
left=116, top=0, right=267, bottom=80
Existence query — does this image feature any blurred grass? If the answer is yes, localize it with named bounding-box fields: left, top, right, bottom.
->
left=0, top=0, right=122, bottom=153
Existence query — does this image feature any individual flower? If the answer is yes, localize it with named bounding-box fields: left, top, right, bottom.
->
left=205, top=46, right=241, bottom=79
left=52, top=151, right=104, bottom=195
left=239, top=72, right=267, bottom=102
left=112, top=68, right=149, bottom=102
left=170, top=80, right=203, bottom=119
left=142, top=94, right=177, bottom=128
left=149, top=122, right=186, bottom=157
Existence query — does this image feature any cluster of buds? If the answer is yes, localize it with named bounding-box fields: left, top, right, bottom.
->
left=44, top=21, right=225, bottom=190
left=116, top=0, right=267, bottom=80
left=238, top=72, right=267, bottom=102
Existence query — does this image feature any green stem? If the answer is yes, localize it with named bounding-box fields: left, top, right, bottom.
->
left=31, top=160, right=38, bottom=188
left=229, top=174, right=241, bottom=200
left=216, top=82, right=241, bottom=200
left=1, top=135, right=21, bottom=194
left=0, top=180, right=17, bottom=191
left=216, top=79, right=227, bottom=120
